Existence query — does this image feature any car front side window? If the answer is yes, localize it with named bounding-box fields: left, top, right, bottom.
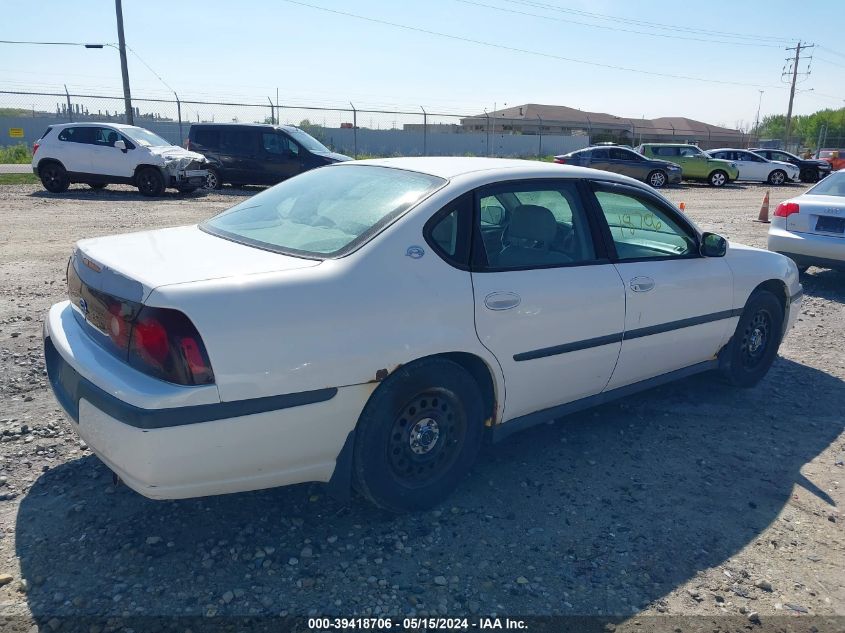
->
left=591, top=185, right=697, bottom=260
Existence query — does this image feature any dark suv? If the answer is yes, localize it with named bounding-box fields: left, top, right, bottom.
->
left=750, top=148, right=831, bottom=183
left=187, top=123, right=351, bottom=189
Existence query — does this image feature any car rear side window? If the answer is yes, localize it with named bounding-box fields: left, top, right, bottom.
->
left=220, top=129, right=254, bottom=154
left=58, top=127, right=96, bottom=144
left=473, top=182, right=597, bottom=271
left=194, top=129, right=220, bottom=149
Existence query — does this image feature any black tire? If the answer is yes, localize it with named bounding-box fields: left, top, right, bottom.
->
left=646, top=170, right=668, bottom=188
left=88, top=183, right=107, bottom=190
left=352, top=358, right=485, bottom=512
left=204, top=168, right=222, bottom=190
left=721, top=290, right=785, bottom=388
left=768, top=169, right=787, bottom=186
left=39, top=162, right=70, bottom=193
left=708, top=170, right=728, bottom=187
left=136, top=167, right=165, bottom=197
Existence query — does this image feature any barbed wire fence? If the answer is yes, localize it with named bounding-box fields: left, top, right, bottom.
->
left=0, top=89, right=797, bottom=158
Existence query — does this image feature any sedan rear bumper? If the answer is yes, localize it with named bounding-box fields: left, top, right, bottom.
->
left=768, top=225, right=845, bottom=270
left=44, top=301, right=366, bottom=499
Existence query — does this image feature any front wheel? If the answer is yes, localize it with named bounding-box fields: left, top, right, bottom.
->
left=646, top=170, right=668, bottom=188
left=136, top=167, right=165, bottom=197
left=708, top=170, right=728, bottom=187
left=352, top=358, right=485, bottom=512
left=39, top=162, right=70, bottom=193
left=204, top=168, right=222, bottom=190
left=721, top=290, right=784, bottom=388
left=768, top=169, right=787, bottom=185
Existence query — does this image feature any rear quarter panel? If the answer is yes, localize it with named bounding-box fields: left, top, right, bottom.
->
left=145, top=184, right=504, bottom=409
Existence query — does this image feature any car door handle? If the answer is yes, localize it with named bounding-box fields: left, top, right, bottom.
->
left=484, top=291, right=521, bottom=311
left=629, top=277, right=655, bottom=293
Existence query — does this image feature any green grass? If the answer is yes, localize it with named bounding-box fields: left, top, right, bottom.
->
left=0, top=173, right=38, bottom=185
left=0, top=143, right=33, bottom=164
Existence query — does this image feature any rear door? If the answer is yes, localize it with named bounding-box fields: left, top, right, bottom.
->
left=469, top=179, right=626, bottom=422
left=587, top=147, right=613, bottom=173
left=54, top=126, right=96, bottom=173
left=736, top=150, right=769, bottom=180
left=586, top=181, right=734, bottom=389
left=218, top=127, right=260, bottom=184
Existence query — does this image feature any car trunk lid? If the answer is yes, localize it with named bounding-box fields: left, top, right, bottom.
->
left=73, top=224, right=321, bottom=302
left=784, top=195, right=845, bottom=238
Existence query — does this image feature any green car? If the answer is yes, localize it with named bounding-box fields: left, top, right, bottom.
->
left=635, top=143, right=739, bottom=187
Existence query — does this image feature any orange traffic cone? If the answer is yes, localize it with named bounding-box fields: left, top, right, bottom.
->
left=755, top=191, right=770, bottom=223
left=679, top=202, right=686, bottom=211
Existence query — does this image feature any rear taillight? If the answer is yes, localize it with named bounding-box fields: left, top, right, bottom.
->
left=774, top=202, right=800, bottom=217
left=553, top=157, right=566, bottom=164
left=128, top=307, right=215, bottom=385
left=32, top=142, right=40, bottom=155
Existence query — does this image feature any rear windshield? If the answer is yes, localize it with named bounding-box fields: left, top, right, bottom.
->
left=201, top=165, right=445, bottom=258
left=807, top=171, right=845, bottom=197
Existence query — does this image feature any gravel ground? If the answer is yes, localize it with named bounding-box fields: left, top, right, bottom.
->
left=0, top=180, right=842, bottom=633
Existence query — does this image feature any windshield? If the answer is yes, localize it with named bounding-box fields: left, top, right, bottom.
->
left=123, top=127, right=172, bottom=148
left=202, top=165, right=445, bottom=257
left=807, top=171, right=845, bottom=197
left=285, top=127, right=330, bottom=153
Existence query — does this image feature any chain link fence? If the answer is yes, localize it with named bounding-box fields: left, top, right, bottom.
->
left=1, top=89, right=808, bottom=160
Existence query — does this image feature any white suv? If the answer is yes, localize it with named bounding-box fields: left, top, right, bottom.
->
left=31, top=122, right=209, bottom=196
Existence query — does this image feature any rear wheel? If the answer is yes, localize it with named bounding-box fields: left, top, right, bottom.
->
left=646, top=170, right=668, bottom=188
left=708, top=170, right=728, bottom=187
left=136, top=167, right=165, bottom=197
left=39, top=162, right=69, bottom=193
left=721, top=290, right=784, bottom=388
left=352, top=358, right=485, bottom=512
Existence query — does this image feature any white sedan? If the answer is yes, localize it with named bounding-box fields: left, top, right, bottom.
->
left=708, top=148, right=800, bottom=185
left=44, top=158, right=802, bottom=511
left=768, top=170, right=845, bottom=271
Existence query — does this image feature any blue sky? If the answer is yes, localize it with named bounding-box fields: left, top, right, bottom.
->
left=2, top=0, right=844, bottom=127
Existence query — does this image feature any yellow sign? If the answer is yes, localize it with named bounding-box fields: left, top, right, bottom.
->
left=8, top=128, right=24, bottom=138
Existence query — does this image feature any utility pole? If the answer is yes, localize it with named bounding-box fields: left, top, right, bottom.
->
left=753, top=90, right=764, bottom=140
left=115, top=0, right=134, bottom=124
left=782, top=41, right=814, bottom=148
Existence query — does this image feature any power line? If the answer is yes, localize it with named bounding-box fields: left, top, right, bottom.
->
left=280, top=0, right=783, bottom=89
left=502, top=0, right=798, bottom=44
left=815, top=56, right=845, bottom=70
left=456, top=0, right=783, bottom=48
left=0, top=39, right=112, bottom=47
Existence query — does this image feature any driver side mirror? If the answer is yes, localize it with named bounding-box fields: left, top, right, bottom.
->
left=113, top=140, right=127, bottom=152
left=700, top=232, right=727, bottom=257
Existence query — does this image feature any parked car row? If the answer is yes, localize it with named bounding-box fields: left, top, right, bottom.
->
left=555, top=143, right=820, bottom=189
left=31, top=122, right=350, bottom=196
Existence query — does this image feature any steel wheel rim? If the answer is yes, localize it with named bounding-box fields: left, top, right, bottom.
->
left=139, top=173, right=155, bottom=193
left=43, top=167, right=59, bottom=187
left=740, top=309, right=772, bottom=369
left=387, top=389, right=466, bottom=487
left=650, top=172, right=666, bottom=187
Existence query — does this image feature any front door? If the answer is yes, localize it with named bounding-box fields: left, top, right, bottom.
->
left=87, top=127, right=138, bottom=178
left=260, top=131, right=303, bottom=184
left=470, top=180, right=626, bottom=422
left=586, top=181, right=734, bottom=390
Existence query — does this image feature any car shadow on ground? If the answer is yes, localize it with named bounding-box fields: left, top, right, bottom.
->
left=802, top=268, right=845, bottom=305
left=15, top=359, right=844, bottom=621
left=28, top=186, right=210, bottom=202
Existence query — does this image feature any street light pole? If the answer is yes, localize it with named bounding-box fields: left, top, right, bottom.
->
left=114, top=0, right=133, bottom=125
left=753, top=90, right=764, bottom=140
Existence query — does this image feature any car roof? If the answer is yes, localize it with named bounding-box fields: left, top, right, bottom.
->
left=335, top=156, right=642, bottom=183
left=640, top=143, right=699, bottom=147
left=191, top=122, right=299, bottom=131
left=51, top=122, right=137, bottom=130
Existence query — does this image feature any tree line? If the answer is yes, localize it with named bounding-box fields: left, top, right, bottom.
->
left=757, top=106, right=845, bottom=148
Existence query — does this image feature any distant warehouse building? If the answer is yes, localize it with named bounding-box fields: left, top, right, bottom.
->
left=449, top=103, right=746, bottom=149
